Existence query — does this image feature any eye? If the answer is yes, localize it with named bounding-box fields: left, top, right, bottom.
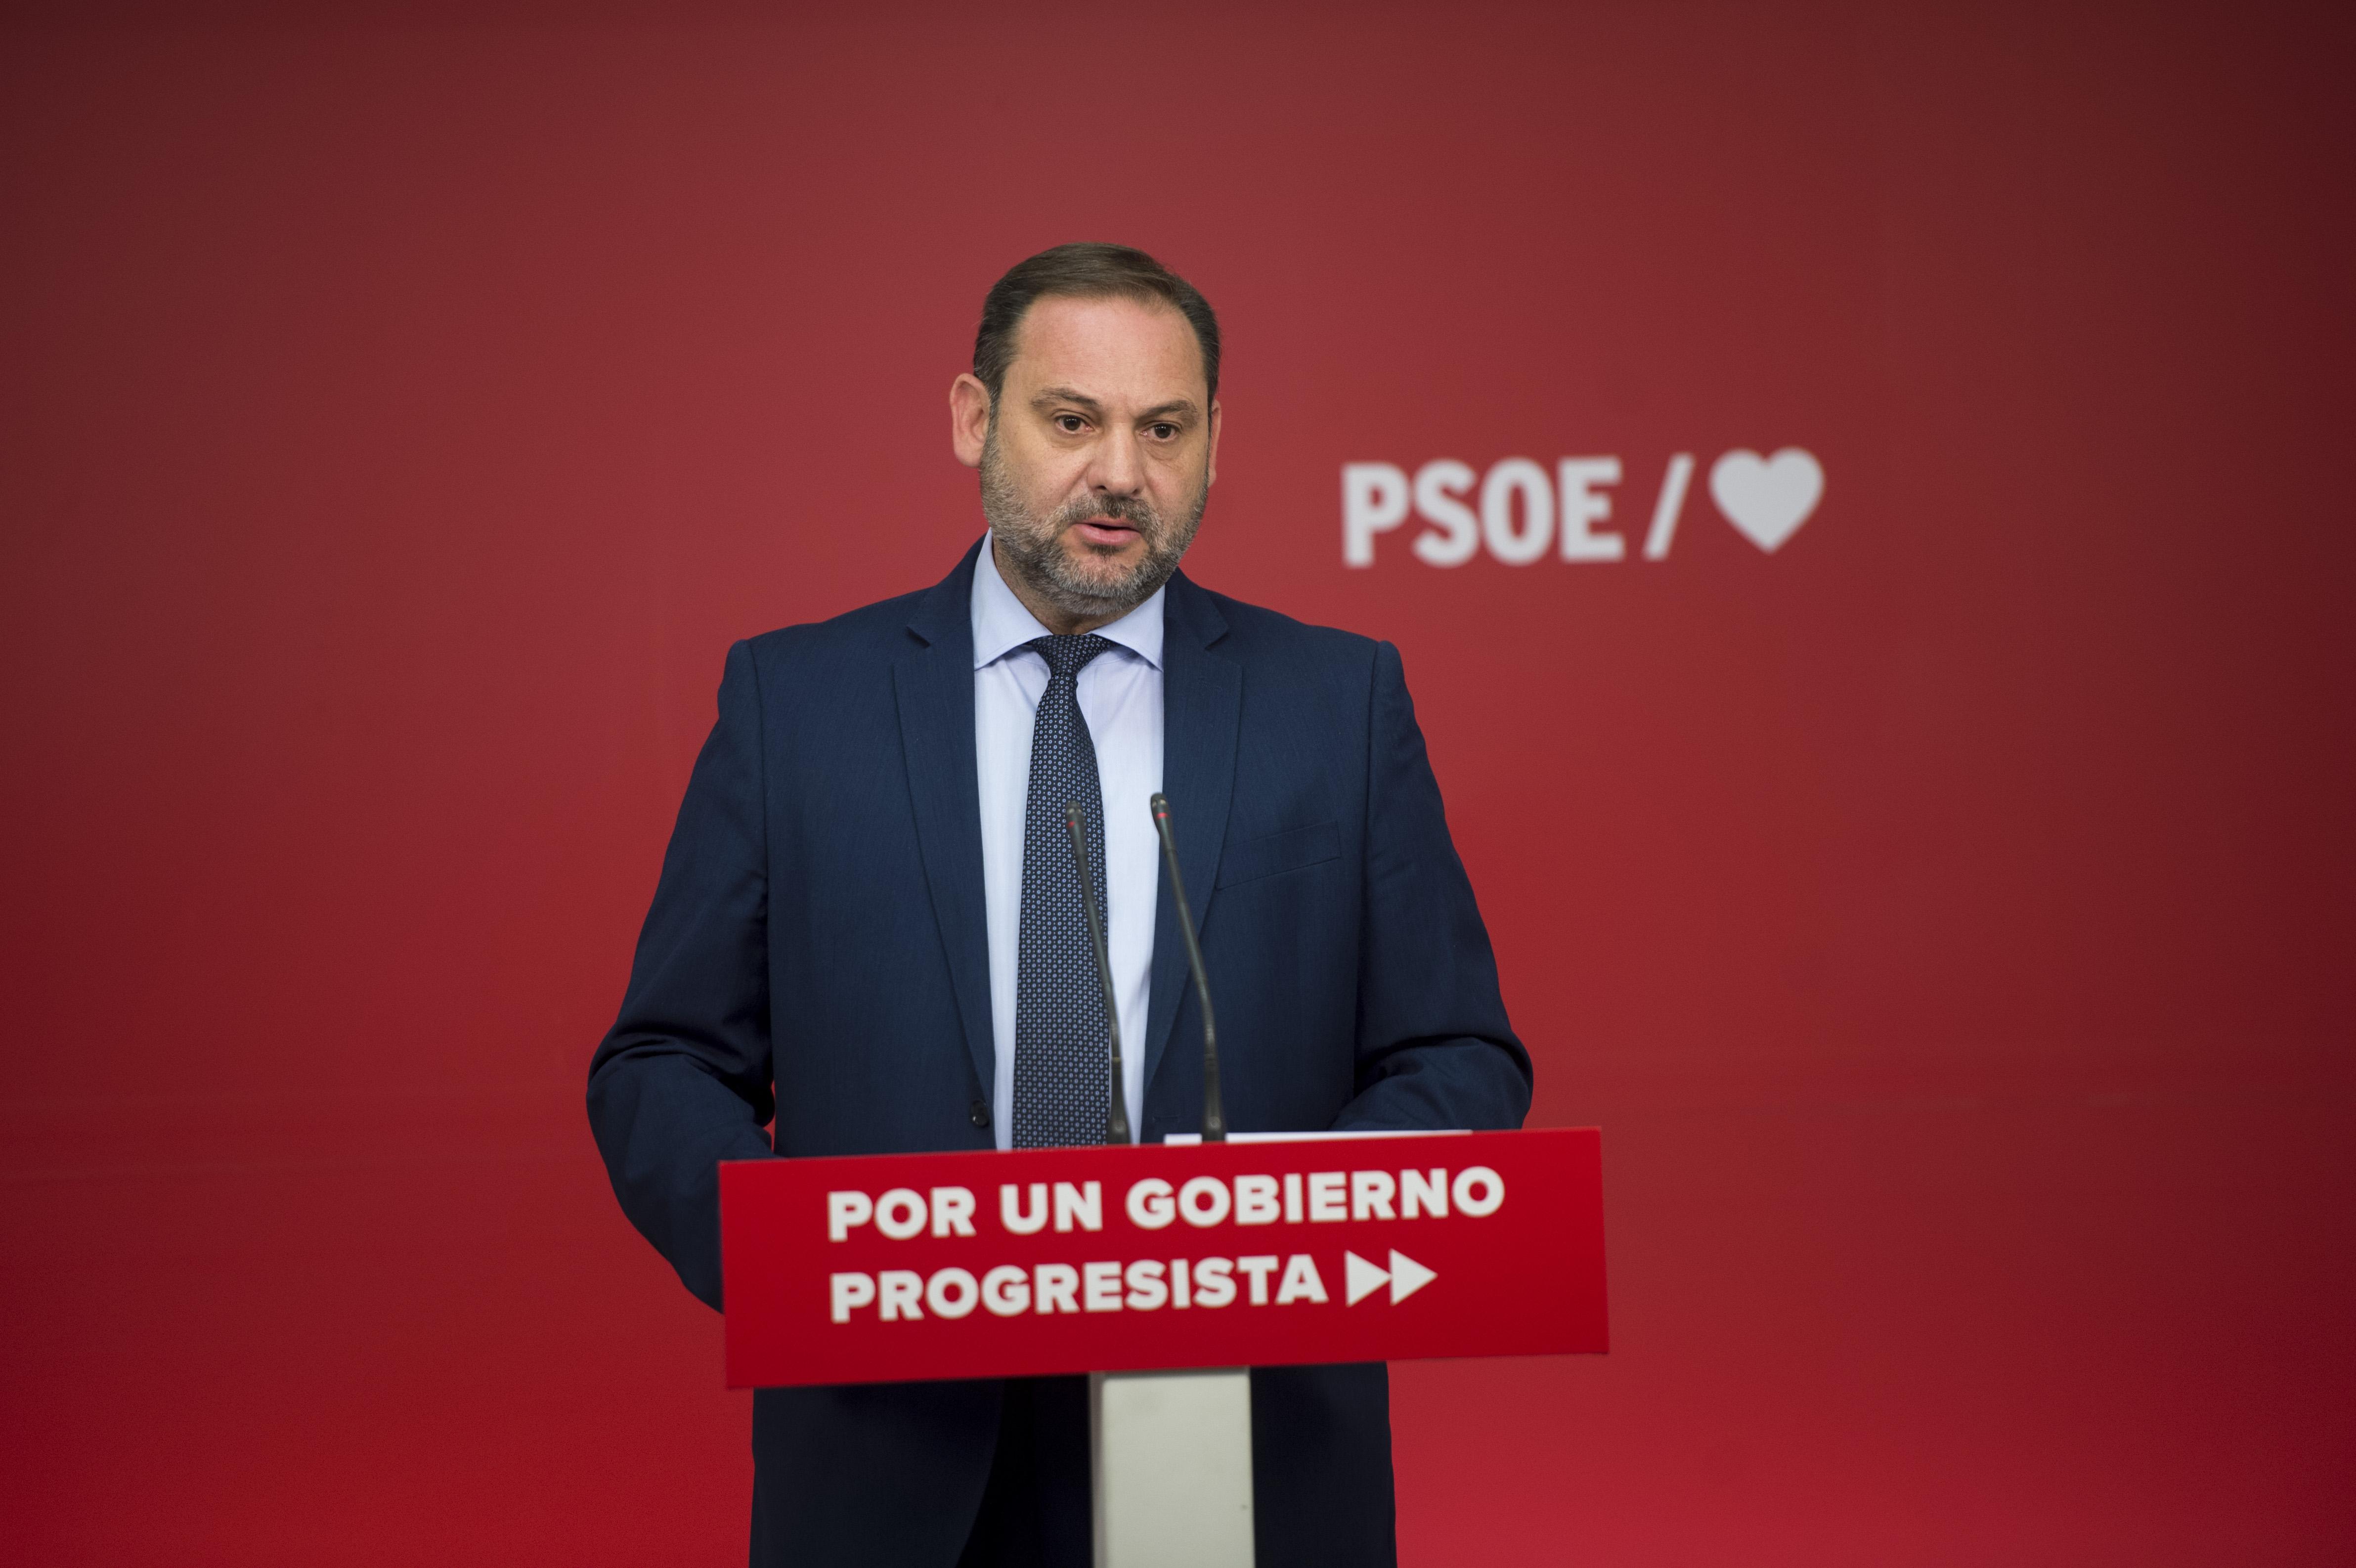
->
left=1147, top=422, right=1178, bottom=440
left=1054, top=414, right=1088, bottom=435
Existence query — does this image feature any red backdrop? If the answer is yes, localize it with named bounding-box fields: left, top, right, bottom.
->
left=4, top=4, right=2352, bottom=1563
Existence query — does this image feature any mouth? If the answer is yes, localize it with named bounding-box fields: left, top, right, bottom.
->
left=1069, top=518, right=1143, bottom=550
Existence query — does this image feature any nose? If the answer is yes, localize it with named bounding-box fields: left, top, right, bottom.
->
left=1088, top=428, right=1145, bottom=501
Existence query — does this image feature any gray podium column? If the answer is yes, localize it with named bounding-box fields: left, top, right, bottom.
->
left=1089, top=1367, right=1254, bottom=1567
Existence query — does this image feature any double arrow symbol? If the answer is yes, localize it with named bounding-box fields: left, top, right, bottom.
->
left=1343, top=1249, right=1436, bottom=1307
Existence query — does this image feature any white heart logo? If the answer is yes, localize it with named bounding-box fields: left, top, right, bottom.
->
left=1708, top=447, right=1823, bottom=553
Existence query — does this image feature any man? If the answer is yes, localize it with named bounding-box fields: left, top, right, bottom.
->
left=588, top=243, right=1529, bottom=1567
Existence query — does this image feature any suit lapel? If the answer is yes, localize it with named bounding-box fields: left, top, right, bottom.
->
left=1143, top=571, right=1240, bottom=1101
left=893, top=541, right=997, bottom=1099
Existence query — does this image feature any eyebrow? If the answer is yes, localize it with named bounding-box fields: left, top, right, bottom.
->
left=1032, top=387, right=1202, bottom=423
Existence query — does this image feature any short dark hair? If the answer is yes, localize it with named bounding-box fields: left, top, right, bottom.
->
left=972, top=242, right=1222, bottom=405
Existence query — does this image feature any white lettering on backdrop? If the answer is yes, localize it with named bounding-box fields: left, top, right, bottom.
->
left=1342, top=448, right=1823, bottom=566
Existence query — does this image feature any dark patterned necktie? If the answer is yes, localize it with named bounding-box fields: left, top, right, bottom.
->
left=1011, top=633, right=1117, bottom=1149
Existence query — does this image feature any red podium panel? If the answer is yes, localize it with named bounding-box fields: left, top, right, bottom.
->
left=720, top=1128, right=1605, bottom=1389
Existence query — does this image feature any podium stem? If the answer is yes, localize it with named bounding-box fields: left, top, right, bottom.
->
left=1089, top=1367, right=1255, bottom=1567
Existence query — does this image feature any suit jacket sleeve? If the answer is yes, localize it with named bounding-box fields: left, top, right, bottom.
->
left=1332, top=640, right=1534, bottom=1132
left=586, top=638, right=777, bottom=1311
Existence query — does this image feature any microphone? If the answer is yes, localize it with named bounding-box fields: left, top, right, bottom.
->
left=1064, top=802, right=1132, bottom=1146
left=1148, top=793, right=1226, bottom=1143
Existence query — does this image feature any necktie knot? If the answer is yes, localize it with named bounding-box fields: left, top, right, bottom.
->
left=1028, top=633, right=1115, bottom=681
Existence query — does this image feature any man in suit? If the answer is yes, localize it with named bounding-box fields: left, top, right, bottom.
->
left=588, top=242, right=1529, bottom=1567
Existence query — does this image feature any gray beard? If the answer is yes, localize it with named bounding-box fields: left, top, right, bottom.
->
left=979, top=432, right=1206, bottom=623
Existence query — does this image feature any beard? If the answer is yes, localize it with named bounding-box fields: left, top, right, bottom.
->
left=979, top=431, right=1207, bottom=623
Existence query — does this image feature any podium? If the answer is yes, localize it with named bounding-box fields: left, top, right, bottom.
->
left=720, top=1126, right=1607, bottom=1565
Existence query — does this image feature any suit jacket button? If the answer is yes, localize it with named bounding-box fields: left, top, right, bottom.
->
left=969, top=1100, right=991, bottom=1129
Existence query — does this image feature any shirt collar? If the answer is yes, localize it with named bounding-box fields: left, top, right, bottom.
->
left=970, top=530, right=1166, bottom=672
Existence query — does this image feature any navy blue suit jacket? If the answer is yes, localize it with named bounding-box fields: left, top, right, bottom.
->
left=588, top=542, right=1530, bottom=1566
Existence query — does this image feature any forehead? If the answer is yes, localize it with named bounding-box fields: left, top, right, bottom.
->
left=1005, top=294, right=1207, bottom=404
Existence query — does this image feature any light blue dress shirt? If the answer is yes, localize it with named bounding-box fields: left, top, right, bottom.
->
left=970, top=533, right=1163, bottom=1149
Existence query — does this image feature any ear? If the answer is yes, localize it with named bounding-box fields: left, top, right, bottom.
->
left=950, top=373, right=993, bottom=469
left=1205, top=397, right=1222, bottom=487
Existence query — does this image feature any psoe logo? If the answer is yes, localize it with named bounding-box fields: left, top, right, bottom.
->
left=1340, top=448, right=1823, bottom=567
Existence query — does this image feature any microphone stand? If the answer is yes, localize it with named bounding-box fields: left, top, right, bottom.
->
left=1064, top=803, right=1131, bottom=1146
left=1149, top=793, right=1226, bottom=1143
